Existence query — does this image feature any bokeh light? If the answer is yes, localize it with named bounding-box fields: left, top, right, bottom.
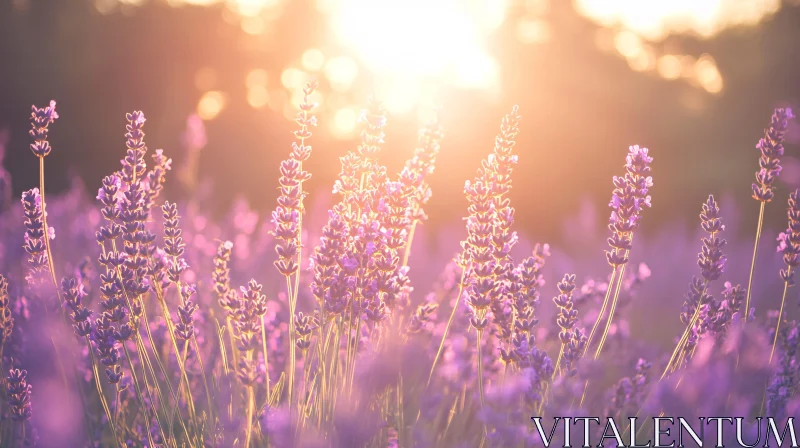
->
left=575, top=0, right=782, bottom=40
left=197, top=91, right=227, bottom=120
left=92, top=0, right=797, bottom=133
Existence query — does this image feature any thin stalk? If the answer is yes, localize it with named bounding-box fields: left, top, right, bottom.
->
left=401, top=220, right=418, bottom=268
left=38, top=158, right=60, bottom=302
left=660, top=303, right=703, bottom=381
left=285, top=276, right=297, bottom=417
left=553, top=346, right=564, bottom=378
left=584, top=267, right=618, bottom=355
left=227, top=317, right=240, bottom=373
left=140, top=298, right=191, bottom=442
left=770, top=267, right=791, bottom=365
left=537, top=346, right=565, bottom=417
left=594, top=263, right=627, bottom=359
left=157, top=292, right=201, bottom=444
left=86, top=337, right=120, bottom=447
left=427, top=268, right=468, bottom=386
left=244, top=354, right=255, bottom=448
left=192, top=335, right=215, bottom=432
left=744, top=201, right=766, bottom=323
left=476, top=328, right=485, bottom=408
left=260, top=315, right=271, bottom=401
left=122, top=344, right=156, bottom=447
left=216, top=319, right=230, bottom=376
left=64, top=349, right=94, bottom=441
left=578, top=265, right=619, bottom=408
left=135, top=335, right=176, bottom=445
left=397, top=374, right=404, bottom=447
left=113, top=385, right=121, bottom=435
left=348, top=297, right=365, bottom=396
left=131, top=337, right=169, bottom=445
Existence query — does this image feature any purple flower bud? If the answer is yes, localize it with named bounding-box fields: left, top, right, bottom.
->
left=29, top=100, right=58, bottom=157
left=6, top=368, right=32, bottom=421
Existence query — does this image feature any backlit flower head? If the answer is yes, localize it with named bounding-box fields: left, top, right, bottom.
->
left=752, top=107, right=794, bottom=202
left=29, top=100, right=58, bottom=157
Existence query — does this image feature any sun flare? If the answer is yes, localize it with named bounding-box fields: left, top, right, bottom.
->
left=328, top=0, right=506, bottom=87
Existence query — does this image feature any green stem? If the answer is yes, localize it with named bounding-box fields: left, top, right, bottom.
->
left=244, top=354, right=255, bottom=448
left=584, top=267, right=618, bottom=356
left=140, top=297, right=191, bottom=442
left=192, top=335, right=215, bottom=434
left=285, top=276, right=297, bottom=417
left=476, top=328, right=485, bottom=408
left=122, top=344, right=156, bottom=448
left=770, top=269, right=791, bottom=365
left=594, top=263, right=627, bottom=359
left=86, top=337, right=120, bottom=447
left=427, top=268, right=468, bottom=386
left=744, top=201, right=766, bottom=323
left=660, top=301, right=704, bottom=381
left=401, top=220, right=418, bottom=268
left=261, top=315, right=271, bottom=402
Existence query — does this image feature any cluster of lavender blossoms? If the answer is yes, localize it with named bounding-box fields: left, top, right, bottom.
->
left=0, top=94, right=799, bottom=448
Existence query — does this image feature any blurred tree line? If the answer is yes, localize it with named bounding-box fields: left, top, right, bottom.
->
left=1, top=0, right=799, bottom=244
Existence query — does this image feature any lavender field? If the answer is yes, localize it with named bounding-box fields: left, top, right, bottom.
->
left=2, top=1, right=800, bottom=448
left=0, top=90, right=797, bottom=447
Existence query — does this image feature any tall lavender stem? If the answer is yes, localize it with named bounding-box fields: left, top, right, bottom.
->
left=592, top=145, right=653, bottom=359
left=272, top=81, right=318, bottom=415
left=772, top=189, right=800, bottom=363
left=29, top=101, right=61, bottom=296
left=744, top=107, right=794, bottom=322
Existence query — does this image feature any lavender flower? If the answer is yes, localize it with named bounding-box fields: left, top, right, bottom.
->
left=294, top=311, right=314, bottom=351
left=214, top=240, right=238, bottom=312
left=92, top=313, right=123, bottom=383
left=606, top=145, right=653, bottom=267
left=118, top=111, right=155, bottom=314
left=29, top=100, right=58, bottom=158
left=398, top=118, right=444, bottom=226
left=766, top=320, right=799, bottom=418
left=462, top=106, right=522, bottom=331
left=162, top=201, right=187, bottom=285
left=679, top=196, right=726, bottom=324
left=605, top=358, right=651, bottom=420
left=144, top=148, right=172, bottom=213
left=21, top=188, right=49, bottom=279
left=554, top=274, right=578, bottom=343
left=272, top=81, right=317, bottom=277
left=752, top=108, right=794, bottom=203
left=707, top=282, right=745, bottom=342
left=554, top=274, right=586, bottom=377
left=6, top=368, right=32, bottom=421
left=698, top=195, right=727, bottom=281
left=407, top=302, right=437, bottom=335
left=777, top=190, right=800, bottom=285
left=0, top=275, right=13, bottom=346
left=233, top=279, right=266, bottom=385
left=175, top=283, right=198, bottom=341
left=670, top=196, right=727, bottom=373
left=61, top=277, right=93, bottom=338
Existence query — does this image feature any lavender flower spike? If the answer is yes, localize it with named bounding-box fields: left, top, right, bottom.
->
left=777, top=190, right=800, bottom=285
left=770, top=190, right=800, bottom=363
left=29, top=100, right=58, bottom=158
left=61, top=277, right=93, bottom=338
left=745, top=108, right=794, bottom=323
left=21, top=188, right=50, bottom=281
left=606, top=145, right=653, bottom=267
left=6, top=368, right=32, bottom=421
left=0, top=275, right=13, bottom=346
left=752, top=108, right=794, bottom=203
left=589, top=144, right=652, bottom=360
